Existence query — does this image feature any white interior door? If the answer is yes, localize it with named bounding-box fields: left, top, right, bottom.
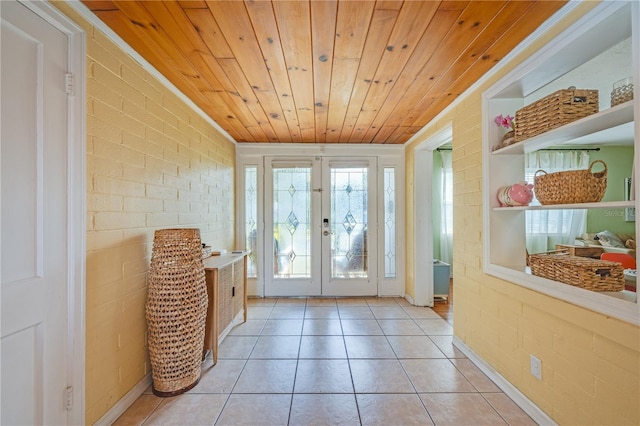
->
left=1, top=2, right=71, bottom=424
left=264, top=157, right=377, bottom=297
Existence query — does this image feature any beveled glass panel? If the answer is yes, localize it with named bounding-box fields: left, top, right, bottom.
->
left=384, top=168, right=396, bottom=278
left=273, top=167, right=311, bottom=278
left=245, top=166, right=258, bottom=278
left=331, top=168, right=368, bottom=278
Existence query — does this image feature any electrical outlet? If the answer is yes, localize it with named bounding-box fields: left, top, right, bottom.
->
left=530, top=354, right=542, bottom=380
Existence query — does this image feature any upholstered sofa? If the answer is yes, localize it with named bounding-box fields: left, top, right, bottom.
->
left=574, top=231, right=636, bottom=258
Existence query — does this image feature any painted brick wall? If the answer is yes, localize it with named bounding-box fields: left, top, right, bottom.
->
left=405, top=3, right=639, bottom=424
left=54, top=4, right=236, bottom=424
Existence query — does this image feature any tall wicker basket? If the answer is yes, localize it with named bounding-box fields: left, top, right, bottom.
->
left=146, top=228, right=208, bottom=397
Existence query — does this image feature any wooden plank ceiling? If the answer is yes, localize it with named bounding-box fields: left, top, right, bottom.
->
left=82, top=0, right=567, bottom=144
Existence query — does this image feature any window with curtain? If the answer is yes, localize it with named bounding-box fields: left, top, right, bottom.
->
left=439, top=150, right=453, bottom=265
left=525, top=150, right=590, bottom=254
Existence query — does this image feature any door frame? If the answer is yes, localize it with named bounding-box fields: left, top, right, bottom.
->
left=413, top=125, right=452, bottom=307
left=262, top=156, right=378, bottom=297
left=236, top=144, right=405, bottom=298
left=7, top=2, right=87, bottom=423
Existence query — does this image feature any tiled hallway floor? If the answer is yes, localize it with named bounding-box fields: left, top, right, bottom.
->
left=114, top=297, right=536, bottom=425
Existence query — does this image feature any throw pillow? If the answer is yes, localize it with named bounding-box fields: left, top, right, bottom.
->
left=595, top=230, right=626, bottom=248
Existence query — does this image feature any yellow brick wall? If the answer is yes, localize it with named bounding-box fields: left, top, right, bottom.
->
left=405, top=2, right=640, bottom=424
left=53, top=4, right=236, bottom=424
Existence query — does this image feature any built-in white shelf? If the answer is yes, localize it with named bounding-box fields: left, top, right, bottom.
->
left=493, top=200, right=635, bottom=211
left=483, top=0, right=639, bottom=325
left=486, top=264, right=639, bottom=324
left=492, top=101, right=634, bottom=155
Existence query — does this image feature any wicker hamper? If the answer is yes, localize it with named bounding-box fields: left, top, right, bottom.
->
left=529, top=251, right=624, bottom=292
left=534, top=160, right=607, bottom=205
left=515, top=88, right=598, bottom=142
left=146, top=228, right=208, bottom=397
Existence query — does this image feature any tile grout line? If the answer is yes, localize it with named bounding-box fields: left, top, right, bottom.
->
left=338, top=298, right=365, bottom=426
left=286, top=297, right=307, bottom=426
left=129, top=298, right=530, bottom=426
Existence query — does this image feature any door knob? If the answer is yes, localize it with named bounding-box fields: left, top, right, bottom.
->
left=323, top=230, right=330, bottom=236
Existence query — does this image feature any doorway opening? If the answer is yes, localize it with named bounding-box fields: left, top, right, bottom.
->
left=414, top=126, right=453, bottom=307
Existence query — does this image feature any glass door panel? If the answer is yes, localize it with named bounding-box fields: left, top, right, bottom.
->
left=330, top=167, right=368, bottom=279
left=264, top=159, right=321, bottom=296
left=273, top=166, right=311, bottom=278
left=322, top=160, right=377, bottom=296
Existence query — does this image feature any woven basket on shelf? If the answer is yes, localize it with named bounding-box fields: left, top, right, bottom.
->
left=529, top=251, right=624, bottom=292
left=146, top=228, right=208, bottom=397
left=611, top=77, right=633, bottom=107
left=533, top=160, right=607, bottom=205
left=515, top=88, right=598, bottom=142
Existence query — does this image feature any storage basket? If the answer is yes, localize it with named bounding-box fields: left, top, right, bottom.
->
left=534, top=160, right=607, bottom=205
left=611, top=77, right=633, bottom=107
left=529, top=251, right=624, bottom=292
left=146, top=228, right=208, bottom=397
left=515, top=88, right=598, bottom=141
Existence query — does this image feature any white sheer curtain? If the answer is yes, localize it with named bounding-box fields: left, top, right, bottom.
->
left=525, top=150, right=590, bottom=254
left=439, top=150, right=453, bottom=265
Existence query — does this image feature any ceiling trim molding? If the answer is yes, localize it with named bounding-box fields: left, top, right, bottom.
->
left=405, top=0, right=581, bottom=147
left=236, top=142, right=405, bottom=158
left=66, top=0, right=238, bottom=146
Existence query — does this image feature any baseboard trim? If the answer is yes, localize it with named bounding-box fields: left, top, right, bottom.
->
left=451, top=336, right=557, bottom=426
left=94, top=373, right=152, bottom=426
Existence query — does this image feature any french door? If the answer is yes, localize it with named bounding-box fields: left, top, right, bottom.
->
left=264, top=157, right=377, bottom=296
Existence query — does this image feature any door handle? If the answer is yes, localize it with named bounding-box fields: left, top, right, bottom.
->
left=323, top=218, right=330, bottom=236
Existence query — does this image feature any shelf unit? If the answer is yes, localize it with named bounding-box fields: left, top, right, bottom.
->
left=491, top=101, right=634, bottom=155
left=493, top=201, right=635, bottom=212
left=482, top=1, right=640, bottom=325
left=203, top=252, right=248, bottom=365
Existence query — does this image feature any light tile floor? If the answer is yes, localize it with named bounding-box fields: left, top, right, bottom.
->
left=114, top=297, right=536, bottom=426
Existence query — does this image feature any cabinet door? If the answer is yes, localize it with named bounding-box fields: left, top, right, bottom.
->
left=217, top=265, right=234, bottom=333
left=232, top=258, right=245, bottom=318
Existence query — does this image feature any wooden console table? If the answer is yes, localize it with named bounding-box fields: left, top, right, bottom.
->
left=202, top=252, right=248, bottom=364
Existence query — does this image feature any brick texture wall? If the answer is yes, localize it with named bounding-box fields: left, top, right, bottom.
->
left=405, top=3, right=639, bottom=424
left=55, top=4, right=236, bottom=423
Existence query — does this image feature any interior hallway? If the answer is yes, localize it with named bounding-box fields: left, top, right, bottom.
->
left=113, top=295, right=534, bottom=425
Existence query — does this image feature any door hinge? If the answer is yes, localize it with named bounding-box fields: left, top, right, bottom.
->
left=64, top=386, right=73, bottom=411
left=65, top=73, right=75, bottom=96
